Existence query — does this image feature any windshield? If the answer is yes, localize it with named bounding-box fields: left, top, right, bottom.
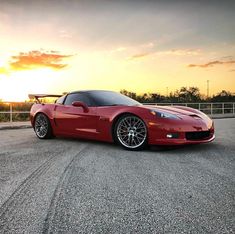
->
left=87, top=91, right=141, bottom=107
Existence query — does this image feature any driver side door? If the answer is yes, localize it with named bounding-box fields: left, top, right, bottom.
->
left=54, top=92, right=98, bottom=139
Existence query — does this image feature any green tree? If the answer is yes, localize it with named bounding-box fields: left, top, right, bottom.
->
left=178, top=87, right=201, bottom=102
left=211, top=90, right=235, bottom=102
left=120, top=87, right=234, bottom=103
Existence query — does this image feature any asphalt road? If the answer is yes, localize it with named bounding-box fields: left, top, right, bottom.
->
left=0, top=119, right=234, bottom=234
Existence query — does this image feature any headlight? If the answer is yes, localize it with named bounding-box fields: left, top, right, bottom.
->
left=150, top=110, right=181, bottom=120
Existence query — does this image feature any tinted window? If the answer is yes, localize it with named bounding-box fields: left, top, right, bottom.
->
left=64, top=93, right=93, bottom=106
left=56, top=95, right=66, bottom=104
left=87, top=91, right=141, bottom=106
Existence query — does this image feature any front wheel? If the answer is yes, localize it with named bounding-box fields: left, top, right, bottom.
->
left=34, top=113, right=53, bottom=139
left=114, top=114, right=148, bottom=150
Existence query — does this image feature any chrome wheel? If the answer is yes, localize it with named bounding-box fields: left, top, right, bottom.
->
left=35, top=114, right=49, bottom=138
left=116, top=115, right=147, bottom=149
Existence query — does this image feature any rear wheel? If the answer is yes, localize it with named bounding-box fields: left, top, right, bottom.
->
left=114, top=114, right=147, bottom=150
left=34, top=113, right=53, bottom=139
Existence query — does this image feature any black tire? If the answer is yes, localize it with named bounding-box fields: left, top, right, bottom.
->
left=34, top=113, right=53, bottom=139
left=114, top=114, right=148, bottom=150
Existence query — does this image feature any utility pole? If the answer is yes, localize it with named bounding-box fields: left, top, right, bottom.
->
left=166, top=87, right=169, bottom=97
left=207, top=80, right=209, bottom=98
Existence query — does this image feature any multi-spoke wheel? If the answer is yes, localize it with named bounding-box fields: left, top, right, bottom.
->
left=114, top=114, right=147, bottom=150
left=34, top=113, right=53, bottom=139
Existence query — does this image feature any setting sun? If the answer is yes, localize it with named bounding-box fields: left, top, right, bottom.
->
left=0, top=68, right=61, bottom=101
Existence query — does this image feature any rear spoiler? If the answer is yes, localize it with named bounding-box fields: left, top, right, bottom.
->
left=28, top=94, right=62, bottom=103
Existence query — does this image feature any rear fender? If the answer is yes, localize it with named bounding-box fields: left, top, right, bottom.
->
left=30, top=104, right=56, bottom=127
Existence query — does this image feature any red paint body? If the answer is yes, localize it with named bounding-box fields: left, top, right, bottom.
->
left=30, top=102, right=215, bottom=145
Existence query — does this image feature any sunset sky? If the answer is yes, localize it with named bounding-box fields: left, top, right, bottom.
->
left=0, top=0, right=235, bottom=101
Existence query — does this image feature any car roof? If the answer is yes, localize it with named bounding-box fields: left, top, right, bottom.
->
left=69, top=90, right=116, bottom=94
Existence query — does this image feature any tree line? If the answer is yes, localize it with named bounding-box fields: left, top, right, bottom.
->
left=0, top=87, right=234, bottom=104
left=120, top=87, right=235, bottom=103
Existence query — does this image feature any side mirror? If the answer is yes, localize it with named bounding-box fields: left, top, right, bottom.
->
left=72, top=101, right=89, bottom=112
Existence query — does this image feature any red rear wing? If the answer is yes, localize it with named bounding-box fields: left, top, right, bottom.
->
left=28, top=94, right=62, bottom=103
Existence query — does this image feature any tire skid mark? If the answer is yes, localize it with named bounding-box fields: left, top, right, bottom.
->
left=0, top=153, right=57, bottom=226
left=43, top=145, right=90, bottom=234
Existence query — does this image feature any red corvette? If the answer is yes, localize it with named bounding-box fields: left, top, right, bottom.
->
left=29, top=90, right=215, bottom=150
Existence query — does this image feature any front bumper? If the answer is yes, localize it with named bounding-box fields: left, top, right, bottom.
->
left=147, top=117, right=215, bottom=146
left=149, top=133, right=215, bottom=145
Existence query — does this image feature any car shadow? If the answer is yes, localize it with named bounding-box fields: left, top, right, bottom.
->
left=54, top=136, right=218, bottom=154
left=149, top=141, right=218, bottom=154
left=55, top=136, right=119, bottom=148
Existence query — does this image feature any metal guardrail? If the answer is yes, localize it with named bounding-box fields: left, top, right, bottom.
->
left=0, top=102, right=235, bottom=122
left=0, top=102, right=33, bottom=123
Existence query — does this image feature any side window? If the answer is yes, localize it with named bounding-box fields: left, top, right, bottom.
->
left=56, top=95, right=66, bottom=104
left=64, top=93, right=93, bottom=106
left=64, top=94, right=77, bottom=105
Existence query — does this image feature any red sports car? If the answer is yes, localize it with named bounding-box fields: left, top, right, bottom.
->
left=29, top=90, right=215, bottom=150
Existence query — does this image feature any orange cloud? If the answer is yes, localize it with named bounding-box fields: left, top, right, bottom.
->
left=9, top=50, right=72, bottom=71
left=188, top=60, right=235, bottom=68
left=129, top=52, right=151, bottom=60
left=129, top=48, right=200, bottom=60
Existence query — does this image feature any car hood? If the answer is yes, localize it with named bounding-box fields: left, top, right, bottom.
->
left=142, top=105, right=207, bottom=118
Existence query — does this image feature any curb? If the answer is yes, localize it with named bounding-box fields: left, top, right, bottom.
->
left=0, top=125, right=32, bottom=130
left=211, top=116, right=235, bottom=119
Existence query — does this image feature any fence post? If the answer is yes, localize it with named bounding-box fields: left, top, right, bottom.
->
left=199, top=103, right=201, bottom=111
left=222, top=103, right=224, bottom=115
left=211, top=103, right=213, bottom=115
left=10, top=103, right=13, bottom=123
left=233, top=103, right=235, bottom=115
